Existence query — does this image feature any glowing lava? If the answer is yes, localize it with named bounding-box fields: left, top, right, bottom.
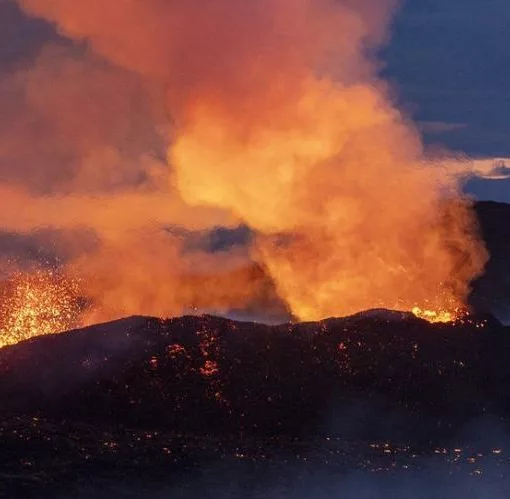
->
left=411, top=307, right=461, bottom=324
left=0, top=269, right=82, bottom=348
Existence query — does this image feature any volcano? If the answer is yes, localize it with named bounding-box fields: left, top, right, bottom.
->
left=2, top=310, right=510, bottom=497
left=1, top=311, right=508, bottom=437
left=1, top=202, right=510, bottom=498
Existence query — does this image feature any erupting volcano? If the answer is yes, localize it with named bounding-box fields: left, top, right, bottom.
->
left=0, top=0, right=489, bottom=334
left=1, top=1, right=510, bottom=496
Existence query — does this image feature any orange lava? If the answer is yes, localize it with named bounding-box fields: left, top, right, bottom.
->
left=411, top=307, right=462, bottom=324
left=0, top=270, right=82, bottom=348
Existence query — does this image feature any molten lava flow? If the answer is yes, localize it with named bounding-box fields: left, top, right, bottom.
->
left=411, top=307, right=461, bottom=324
left=0, top=270, right=82, bottom=348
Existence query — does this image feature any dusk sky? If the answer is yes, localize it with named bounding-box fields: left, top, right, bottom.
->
left=385, top=0, right=510, bottom=202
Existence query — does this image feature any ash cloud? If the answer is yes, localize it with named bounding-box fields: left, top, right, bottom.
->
left=0, top=0, right=489, bottom=324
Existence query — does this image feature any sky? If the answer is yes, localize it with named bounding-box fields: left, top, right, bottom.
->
left=384, top=0, right=510, bottom=201
left=386, top=0, right=510, bottom=157
left=0, top=0, right=508, bottom=201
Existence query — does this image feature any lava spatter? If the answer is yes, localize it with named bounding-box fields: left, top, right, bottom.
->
left=0, top=269, right=82, bottom=348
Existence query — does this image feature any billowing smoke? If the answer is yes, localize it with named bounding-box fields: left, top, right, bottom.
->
left=0, top=39, right=264, bottom=323
left=3, top=0, right=488, bottom=326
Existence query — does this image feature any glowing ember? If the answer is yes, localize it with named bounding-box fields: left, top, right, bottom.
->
left=0, top=270, right=82, bottom=348
left=411, top=307, right=462, bottom=324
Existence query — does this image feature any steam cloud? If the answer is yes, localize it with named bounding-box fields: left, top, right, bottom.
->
left=2, top=0, right=488, bottom=323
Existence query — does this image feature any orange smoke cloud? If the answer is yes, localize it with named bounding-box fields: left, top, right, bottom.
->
left=0, top=42, right=254, bottom=326
left=71, top=233, right=280, bottom=326
left=0, top=185, right=236, bottom=235
left=13, top=0, right=487, bottom=322
left=0, top=183, right=265, bottom=324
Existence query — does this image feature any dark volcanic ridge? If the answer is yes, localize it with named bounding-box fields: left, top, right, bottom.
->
left=3, top=311, right=510, bottom=497
left=471, top=201, right=510, bottom=323
left=1, top=311, right=509, bottom=443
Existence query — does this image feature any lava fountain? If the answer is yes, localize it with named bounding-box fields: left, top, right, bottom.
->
left=0, top=269, right=82, bottom=348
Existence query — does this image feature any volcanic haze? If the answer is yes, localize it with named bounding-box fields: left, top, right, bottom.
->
left=6, top=0, right=488, bottom=323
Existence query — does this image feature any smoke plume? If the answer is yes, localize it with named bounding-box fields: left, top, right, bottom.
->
left=5, top=0, right=488, bottom=323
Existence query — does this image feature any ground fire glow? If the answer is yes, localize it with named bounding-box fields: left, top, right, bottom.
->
left=0, top=270, right=82, bottom=348
left=411, top=307, right=462, bottom=324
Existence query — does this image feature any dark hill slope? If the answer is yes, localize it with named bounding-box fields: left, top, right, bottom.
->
left=471, top=201, right=510, bottom=321
left=0, top=312, right=508, bottom=442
